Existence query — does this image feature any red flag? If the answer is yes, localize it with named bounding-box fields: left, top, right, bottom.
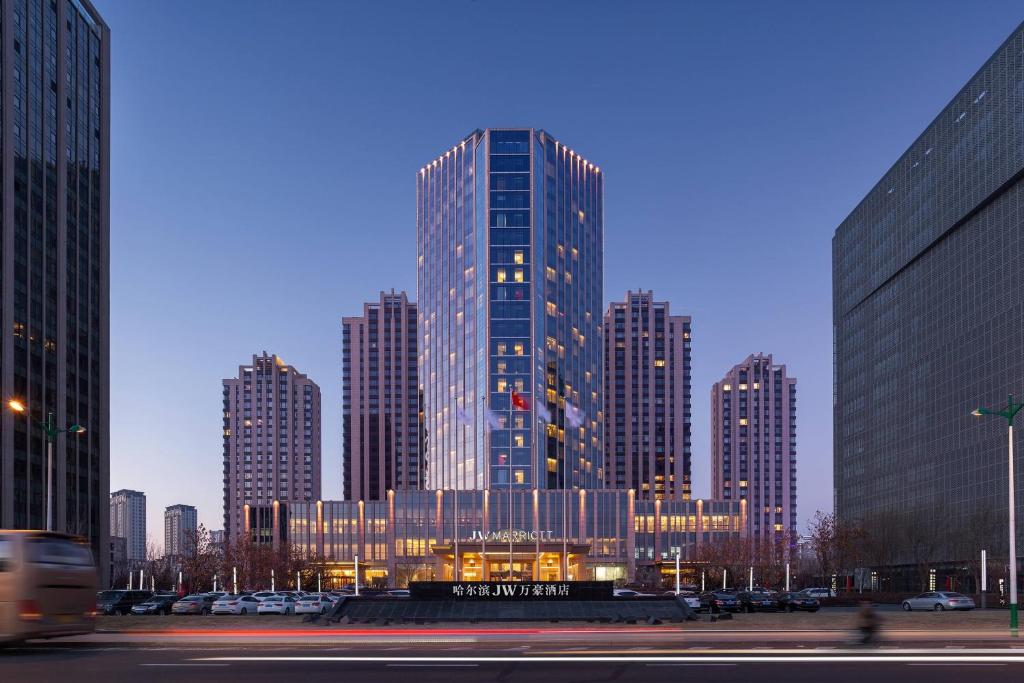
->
left=511, top=391, right=530, bottom=410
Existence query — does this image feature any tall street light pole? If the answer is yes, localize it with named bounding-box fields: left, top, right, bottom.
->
left=973, top=395, right=1021, bottom=636
left=8, top=399, right=86, bottom=532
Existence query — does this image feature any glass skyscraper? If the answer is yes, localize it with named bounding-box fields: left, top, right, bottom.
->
left=0, top=0, right=109, bottom=580
left=417, top=129, right=603, bottom=492
left=833, top=23, right=1024, bottom=566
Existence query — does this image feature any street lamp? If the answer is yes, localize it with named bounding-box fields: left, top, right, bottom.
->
left=972, top=395, right=1021, bottom=635
left=7, top=399, right=86, bottom=532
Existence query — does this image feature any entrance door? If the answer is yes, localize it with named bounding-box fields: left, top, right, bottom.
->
left=487, top=560, right=534, bottom=581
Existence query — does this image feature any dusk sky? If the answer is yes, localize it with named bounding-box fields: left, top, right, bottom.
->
left=100, top=0, right=1024, bottom=548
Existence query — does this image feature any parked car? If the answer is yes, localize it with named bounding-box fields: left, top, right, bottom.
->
left=902, top=591, right=976, bottom=611
left=738, top=590, right=780, bottom=612
left=662, top=590, right=701, bottom=609
left=776, top=591, right=821, bottom=612
left=799, top=587, right=836, bottom=598
left=130, top=593, right=179, bottom=615
left=273, top=590, right=305, bottom=599
left=613, top=588, right=654, bottom=598
left=250, top=591, right=279, bottom=601
left=211, top=594, right=260, bottom=615
left=385, top=589, right=410, bottom=598
left=171, top=594, right=216, bottom=615
left=96, top=589, right=153, bottom=615
left=699, top=591, right=741, bottom=613
left=257, top=595, right=296, bottom=615
left=295, top=594, right=335, bottom=615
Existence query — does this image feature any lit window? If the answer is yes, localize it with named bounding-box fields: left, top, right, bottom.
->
left=564, top=271, right=572, bottom=284
left=654, top=359, right=665, bottom=367
left=739, top=418, right=748, bottom=426
left=546, top=267, right=557, bottom=281
left=513, top=343, right=524, bottom=356
left=496, top=361, right=507, bottom=373
left=497, top=343, right=507, bottom=355
left=497, top=379, right=508, bottom=393
left=513, top=269, right=524, bottom=283
left=513, top=251, right=524, bottom=264
left=546, top=336, right=557, bottom=350
left=739, top=383, right=748, bottom=390
left=753, top=382, right=759, bottom=390
left=723, top=384, right=732, bottom=392
left=514, top=470, right=525, bottom=484
left=514, top=434, right=525, bottom=447
left=578, top=210, right=585, bottom=221
left=546, top=301, right=557, bottom=316
left=496, top=269, right=506, bottom=283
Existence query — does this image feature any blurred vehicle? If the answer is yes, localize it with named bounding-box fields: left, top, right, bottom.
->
left=699, top=591, right=741, bottom=613
left=0, top=531, right=97, bottom=644
left=662, top=590, right=701, bottom=609
left=171, top=594, right=216, bottom=615
left=250, top=591, right=279, bottom=601
left=205, top=591, right=228, bottom=600
left=799, top=587, right=836, bottom=598
left=612, top=588, right=653, bottom=598
left=776, top=591, right=820, bottom=612
left=273, top=590, right=305, bottom=599
left=901, top=591, right=976, bottom=611
left=385, top=589, right=410, bottom=598
left=96, top=589, right=153, bottom=615
left=211, top=594, right=260, bottom=615
left=295, top=594, right=335, bottom=614
left=130, top=594, right=178, bottom=615
left=257, top=595, right=296, bottom=615
left=738, top=590, right=780, bottom=612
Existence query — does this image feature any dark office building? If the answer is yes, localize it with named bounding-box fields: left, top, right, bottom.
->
left=833, top=22, right=1024, bottom=572
left=0, top=0, right=110, bottom=582
left=342, top=290, right=422, bottom=501
left=603, top=291, right=692, bottom=500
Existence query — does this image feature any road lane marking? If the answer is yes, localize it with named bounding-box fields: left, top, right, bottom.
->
left=140, top=664, right=230, bottom=667
left=195, top=654, right=1024, bottom=665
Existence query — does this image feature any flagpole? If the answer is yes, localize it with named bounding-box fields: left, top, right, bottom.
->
left=454, top=403, right=460, bottom=582
left=508, top=385, right=514, bottom=581
left=562, top=398, right=568, bottom=581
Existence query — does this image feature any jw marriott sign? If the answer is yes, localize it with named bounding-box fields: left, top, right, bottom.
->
left=467, top=529, right=556, bottom=542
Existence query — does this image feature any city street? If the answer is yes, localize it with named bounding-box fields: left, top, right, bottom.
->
left=5, top=630, right=1024, bottom=682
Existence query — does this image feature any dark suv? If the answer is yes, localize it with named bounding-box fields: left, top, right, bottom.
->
left=96, top=589, right=154, bottom=615
left=777, top=591, right=821, bottom=612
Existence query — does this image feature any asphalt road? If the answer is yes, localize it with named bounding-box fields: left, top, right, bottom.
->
left=5, top=632, right=1024, bottom=683
left=4, top=642, right=1024, bottom=682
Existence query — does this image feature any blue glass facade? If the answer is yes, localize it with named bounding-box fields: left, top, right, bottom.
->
left=417, top=129, right=603, bottom=492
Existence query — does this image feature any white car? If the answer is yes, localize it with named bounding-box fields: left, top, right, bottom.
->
left=799, top=587, right=836, bottom=598
left=295, top=594, right=335, bottom=615
left=211, top=594, right=260, bottom=615
left=257, top=595, right=296, bottom=615
left=613, top=588, right=654, bottom=598
left=251, top=591, right=279, bottom=601
left=669, top=590, right=701, bottom=609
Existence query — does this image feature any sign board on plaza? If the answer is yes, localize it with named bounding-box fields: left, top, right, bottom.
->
left=466, top=529, right=556, bottom=542
left=410, top=581, right=613, bottom=601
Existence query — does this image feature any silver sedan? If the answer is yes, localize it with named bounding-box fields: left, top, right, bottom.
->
left=901, top=591, right=976, bottom=611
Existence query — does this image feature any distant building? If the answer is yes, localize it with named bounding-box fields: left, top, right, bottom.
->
left=343, top=290, right=422, bottom=501
left=109, top=490, right=146, bottom=561
left=0, top=0, right=111, bottom=586
left=222, top=352, right=322, bottom=544
left=209, top=529, right=225, bottom=546
left=711, top=354, right=797, bottom=539
left=603, top=290, right=692, bottom=500
left=164, top=504, right=197, bottom=558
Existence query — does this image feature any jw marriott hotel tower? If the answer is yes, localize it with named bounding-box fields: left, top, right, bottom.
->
left=417, top=129, right=603, bottom=491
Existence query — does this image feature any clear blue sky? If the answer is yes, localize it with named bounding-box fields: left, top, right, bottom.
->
left=100, top=0, right=1024, bottom=548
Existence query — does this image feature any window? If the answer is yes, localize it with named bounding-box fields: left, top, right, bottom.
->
left=496, top=269, right=507, bottom=283
left=513, top=269, right=524, bottom=283
left=514, top=470, right=525, bottom=484
left=513, top=250, right=524, bottom=264
left=513, top=343, right=524, bottom=356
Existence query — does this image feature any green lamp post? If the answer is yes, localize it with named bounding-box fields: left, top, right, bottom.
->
left=8, top=399, right=86, bottom=532
left=972, top=395, right=1021, bottom=635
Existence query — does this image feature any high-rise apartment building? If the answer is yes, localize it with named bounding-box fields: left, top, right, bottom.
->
left=163, top=504, right=197, bottom=558
left=109, top=489, right=146, bottom=562
left=603, top=291, right=691, bottom=499
left=833, top=22, right=1024, bottom=568
left=222, top=352, right=321, bottom=544
left=342, top=290, right=421, bottom=501
left=711, top=354, right=796, bottom=538
left=417, top=128, right=603, bottom=491
left=0, top=0, right=110, bottom=580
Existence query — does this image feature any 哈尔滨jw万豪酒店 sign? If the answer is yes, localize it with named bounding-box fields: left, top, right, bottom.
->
left=409, top=581, right=614, bottom=601
left=467, top=529, right=556, bottom=542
